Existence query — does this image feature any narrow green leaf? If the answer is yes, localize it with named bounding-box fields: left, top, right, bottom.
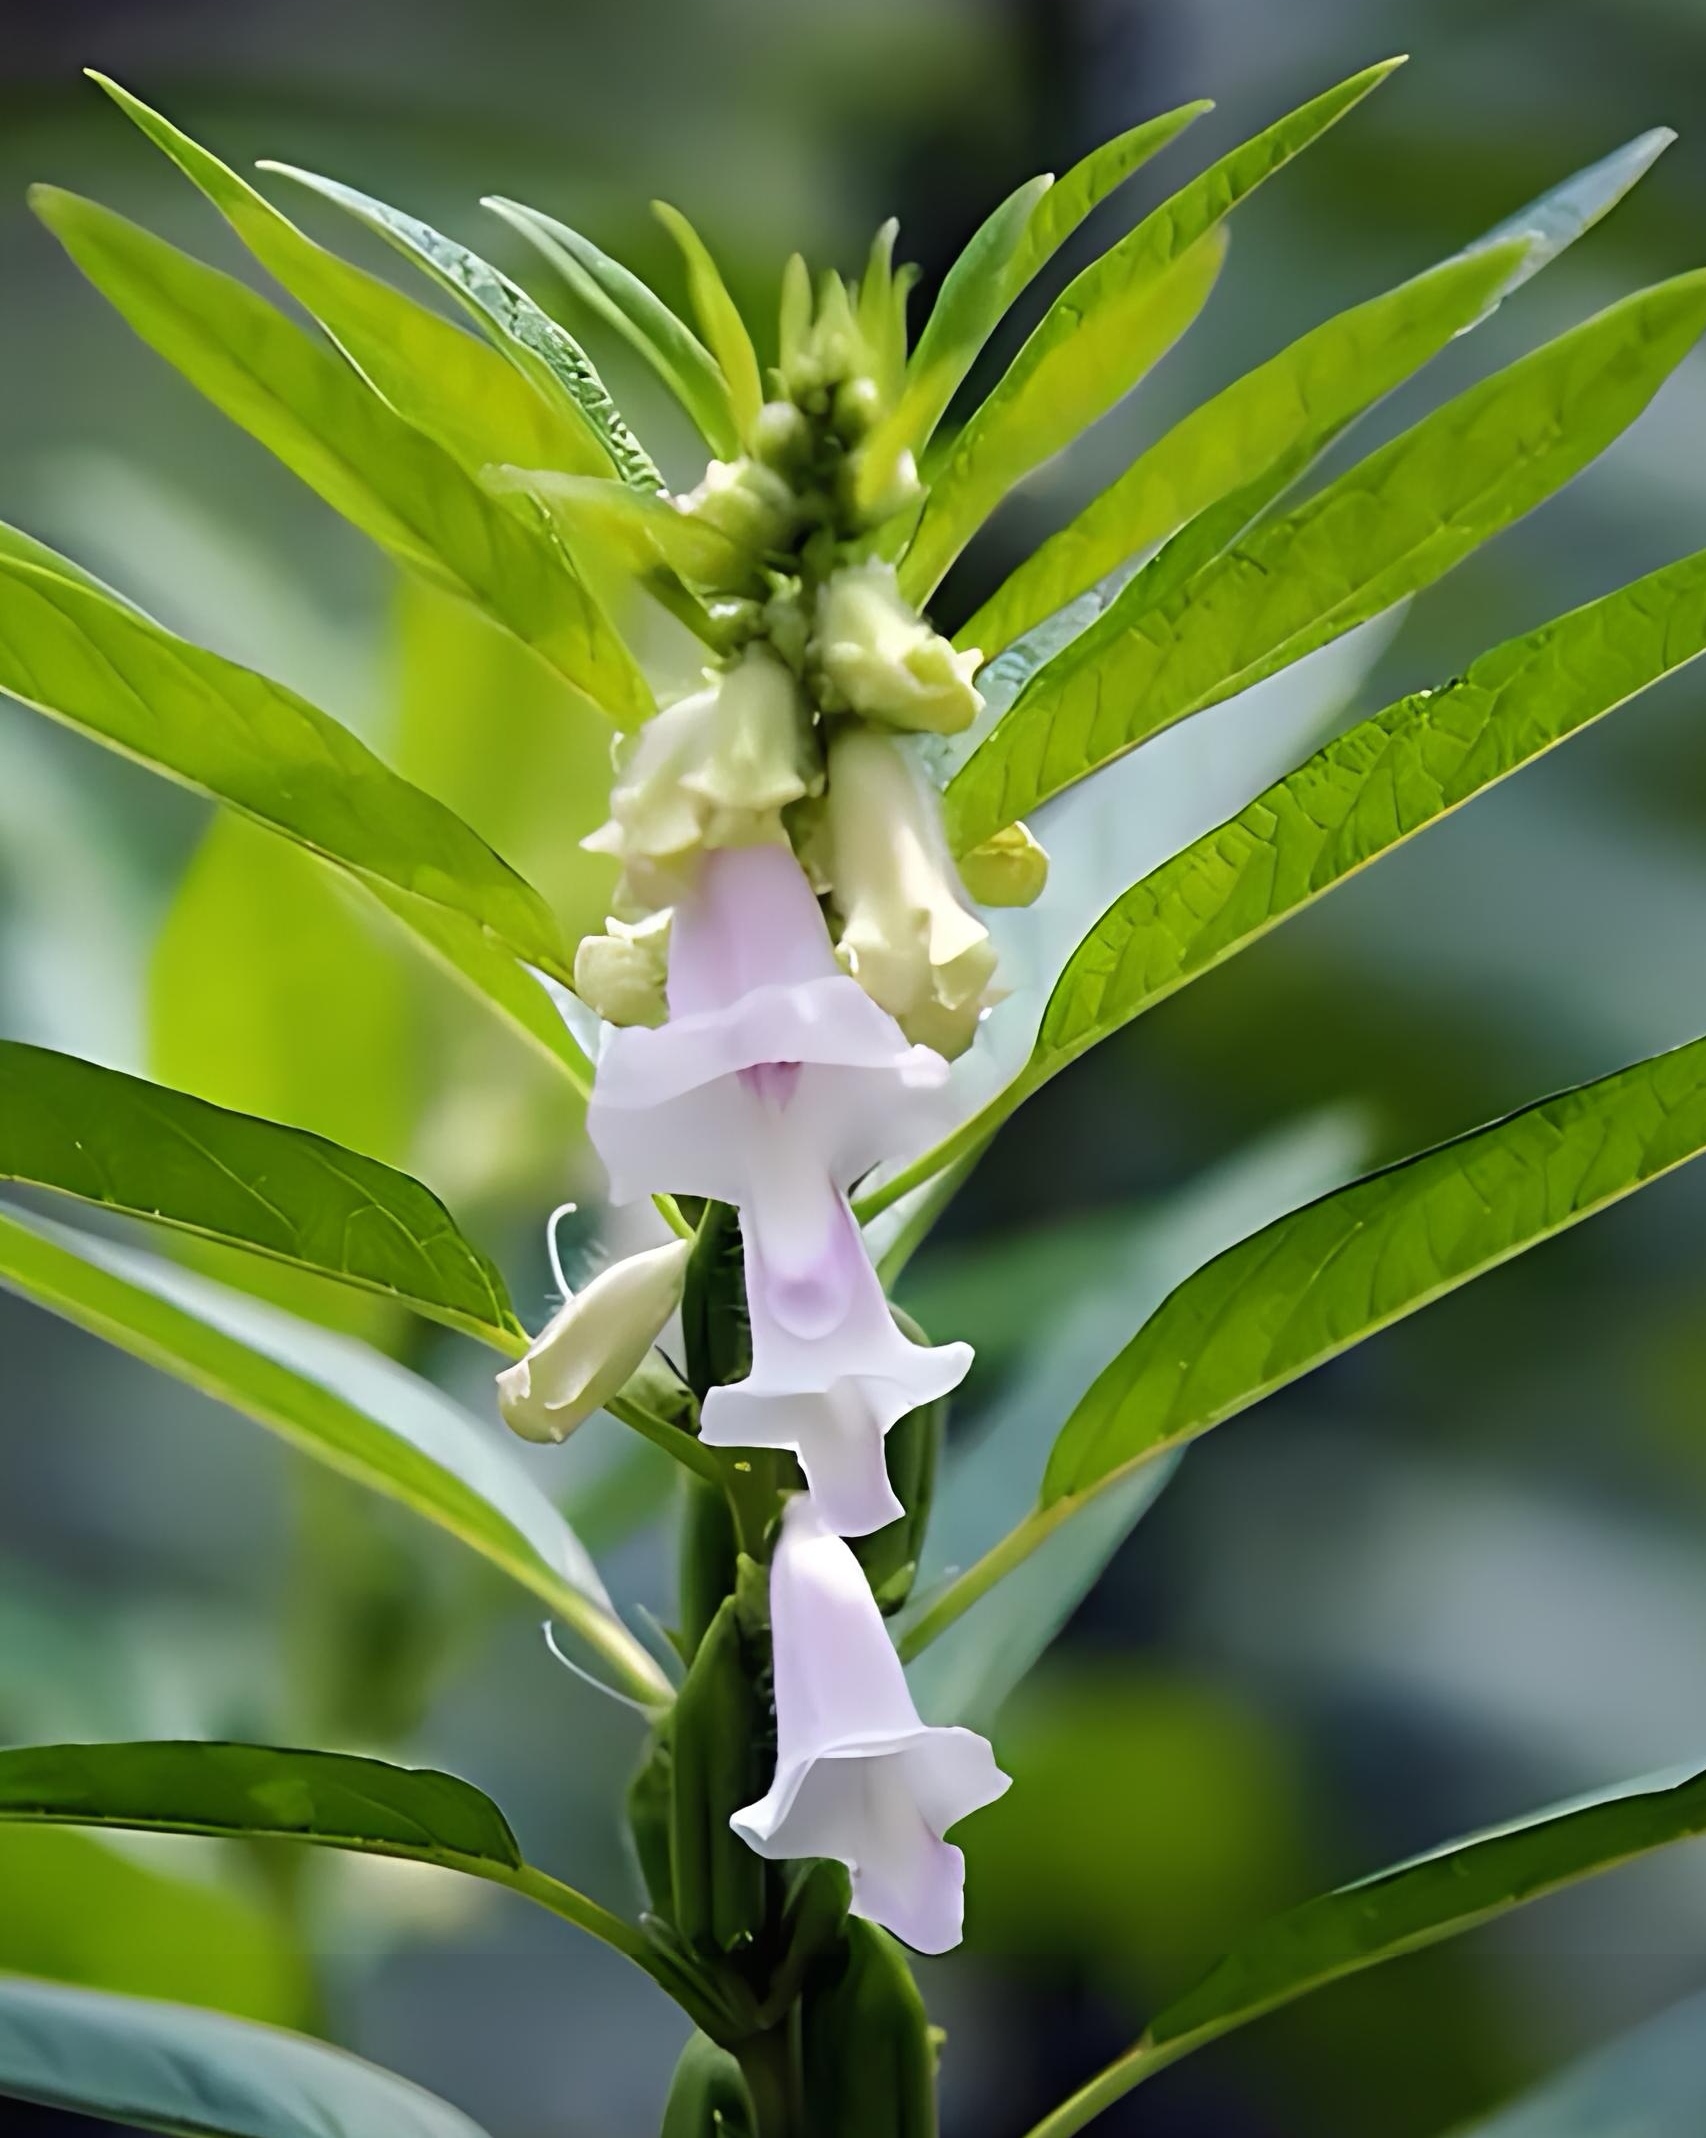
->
left=0, top=1973, right=494, bottom=2138
left=874, top=103, right=1212, bottom=496
left=880, top=175, right=1052, bottom=477
left=31, top=186, right=653, bottom=727
left=491, top=466, right=746, bottom=588
left=483, top=196, right=739, bottom=457
left=0, top=520, right=145, bottom=611
left=947, top=267, right=1706, bottom=851
left=91, top=74, right=634, bottom=488
left=653, top=201, right=764, bottom=444
left=369, top=883, right=593, bottom=1095
left=1024, top=1765, right=1706, bottom=2136
left=962, top=126, right=1673, bottom=661
left=952, top=546, right=1706, bottom=1164
left=0, top=547, right=571, bottom=981
left=1004, top=104, right=1217, bottom=300
left=257, top=159, right=666, bottom=491
left=0, top=1042, right=524, bottom=1348
left=0, top=1742, right=522, bottom=1872
left=1047, top=1032, right=1706, bottom=1503
left=0, top=1205, right=670, bottom=1708
left=902, top=58, right=1403, bottom=601
left=960, top=239, right=1523, bottom=661
left=0, top=1742, right=658, bottom=1988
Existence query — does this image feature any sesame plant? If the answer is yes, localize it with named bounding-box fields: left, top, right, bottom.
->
left=5, top=53, right=1706, bottom=2138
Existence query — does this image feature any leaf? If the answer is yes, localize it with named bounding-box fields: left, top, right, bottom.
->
left=1024, top=1764, right=1706, bottom=2135
left=31, top=186, right=653, bottom=727
left=0, top=1040, right=524, bottom=1349
left=0, top=1204, right=670, bottom=1707
left=951, top=545, right=1706, bottom=1162
left=0, top=1741, right=523, bottom=1872
left=652, top=201, right=764, bottom=444
left=491, top=467, right=746, bottom=589
left=0, top=544, right=571, bottom=981
left=369, top=883, right=594, bottom=1095
left=256, top=159, right=667, bottom=491
left=1004, top=104, right=1217, bottom=301
left=0, top=1972, right=496, bottom=2138
left=901, top=59, right=1402, bottom=601
left=481, top=197, right=738, bottom=457
left=961, top=125, right=1673, bottom=660
left=1046, top=1031, right=1706, bottom=1504
left=868, top=104, right=1213, bottom=503
left=91, top=74, right=634, bottom=488
left=946, top=267, right=1706, bottom=851
left=959, top=239, right=1518, bottom=662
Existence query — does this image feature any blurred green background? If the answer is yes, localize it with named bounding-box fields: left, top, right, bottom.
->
left=4, top=1, right=1706, bottom=2133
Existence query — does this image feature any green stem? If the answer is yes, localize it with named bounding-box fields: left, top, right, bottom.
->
left=852, top=1070, right=1035, bottom=1224
left=1017, top=2035, right=1189, bottom=2138
left=653, top=1191, right=696, bottom=1240
left=493, top=1861, right=661, bottom=1972
left=736, top=2018, right=800, bottom=2138
left=608, top=1388, right=725, bottom=1487
left=894, top=1496, right=1080, bottom=1661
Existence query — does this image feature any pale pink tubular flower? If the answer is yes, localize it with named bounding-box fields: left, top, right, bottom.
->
left=703, top=1204, right=969, bottom=1535
left=587, top=843, right=971, bottom=1535
left=732, top=1496, right=1009, bottom=1953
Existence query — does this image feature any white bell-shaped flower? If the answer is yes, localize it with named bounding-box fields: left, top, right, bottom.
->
left=811, top=560, right=983, bottom=735
left=732, top=1497, right=1009, bottom=1953
left=583, top=644, right=818, bottom=909
left=701, top=1197, right=971, bottom=1537
left=588, top=843, right=949, bottom=1335
left=824, top=725, right=1000, bottom=1060
left=497, top=1236, right=691, bottom=1444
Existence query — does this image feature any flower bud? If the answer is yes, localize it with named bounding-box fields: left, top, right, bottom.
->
left=497, top=1236, right=691, bottom=1444
left=955, top=820, right=1050, bottom=908
left=573, top=910, right=672, bottom=1028
left=750, top=398, right=812, bottom=474
left=823, top=726, right=999, bottom=1060
left=812, top=562, right=983, bottom=736
left=584, top=645, right=821, bottom=908
left=676, top=456, right=798, bottom=560
left=831, top=373, right=883, bottom=441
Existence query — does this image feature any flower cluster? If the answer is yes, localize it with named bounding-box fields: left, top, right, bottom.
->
left=498, top=244, right=1040, bottom=1951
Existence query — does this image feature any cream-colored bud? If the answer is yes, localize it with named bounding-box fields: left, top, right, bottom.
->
left=832, top=374, right=883, bottom=441
left=750, top=398, right=812, bottom=473
left=497, top=1237, right=691, bottom=1444
left=812, top=562, right=983, bottom=736
left=824, top=726, right=999, bottom=1060
left=956, top=820, right=1050, bottom=908
left=584, top=645, right=821, bottom=907
left=676, top=457, right=798, bottom=558
left=573, top=910, right=672, bottom=1027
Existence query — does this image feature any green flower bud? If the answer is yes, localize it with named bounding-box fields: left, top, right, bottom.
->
left=831, top=373, right=883, bottom=442
left=572, top=909, right=671, bottom=1027
left=823, top=725, right=999, bottom=1060
left=677, top=456, right=798, bottom=558
left=584, top=645, right=821, bottom=908
left=661, top=2032, right=756, bottom=2138
left=749, top=398, right=812, bottom=473
left=800, top=1921, right=936, bottom=2138
left=812, top=561, right=983, bottom=736
left=955, top=819, right=1050, bottom=908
